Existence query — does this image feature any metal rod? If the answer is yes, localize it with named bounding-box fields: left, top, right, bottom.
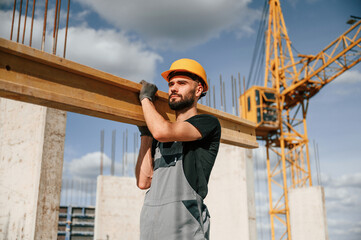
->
left=235, top=75, right=239, bottom=116
left=125, top=128, right=128, bottom=176
left=17, top=0, right=23, bottom=43
left=122, top=131, right=125, bottom=176
left=55, top=0, right=62, bottom=55
left=242, top=76, right=246, bottom=96
left=220, top=75, right=223, bottom=111
left=100, top=129, right=104, bottom=175
left=212, top=85, right=216, bottom=109
left=223, top=81, right=226, bottom=112
left=10, top=0, right=17, bottom=40
left=111, top=130, right=116, bottom=176
left=41, top=0, right=49, bottom=51
left=29, top=0, right=35, bottom=47
left=21, top=0, right=29, bottom=44
left=63, top=0, right=70, bottom=58
left=238, top=73, right=242, bottom=96
left=70, top=179, right=73, bottom=204
left=205, top=79, right=209, bottom=106
left=52, top=0, right=59, bottom=54
left=231, top=75, right=235, bottom=115
left=207, top=78, right=211, bottom=106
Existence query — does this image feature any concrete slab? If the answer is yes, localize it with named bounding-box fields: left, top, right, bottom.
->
left=0, top=98, right=66, bottom=240
left=289, top=186, right=329, bottom=240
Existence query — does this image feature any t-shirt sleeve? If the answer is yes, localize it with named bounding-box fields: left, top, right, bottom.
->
left=185, top=114, right=221, bottom=140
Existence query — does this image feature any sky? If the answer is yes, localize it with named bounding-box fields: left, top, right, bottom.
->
left=0, top=0, right=360, bottom=239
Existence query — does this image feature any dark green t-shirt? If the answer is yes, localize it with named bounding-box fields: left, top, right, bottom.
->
left=152, top=114, right=221, bottom=199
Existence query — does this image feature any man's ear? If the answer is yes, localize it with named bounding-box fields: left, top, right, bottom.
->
left=195, top=83, right=203, bottom=98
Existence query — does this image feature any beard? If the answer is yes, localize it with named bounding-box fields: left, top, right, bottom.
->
left=168, top=89, right=196, bottom=111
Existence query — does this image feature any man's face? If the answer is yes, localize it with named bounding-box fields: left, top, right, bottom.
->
left=168, top=76, right=201, bottom=111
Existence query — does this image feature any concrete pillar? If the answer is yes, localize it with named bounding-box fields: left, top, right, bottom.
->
left=289, top=186, right=329, bottom=240
left=0, top=99, right=66, bottom=240
left=94, top=176, right=146, bottom=240
left=205, top=143, right=257, bottom=240
left=94, top=143, right=256, bottom=240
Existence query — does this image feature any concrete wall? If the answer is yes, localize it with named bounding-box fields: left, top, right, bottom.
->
left=206, top=143, right=257, bottom=240
left=0, top=99, right=66, bottom=240
left=289, top=186, right=329, bottom=240
left=94, top=143, right=256, bottom=240
left=94, top=176, right=146, bottom=240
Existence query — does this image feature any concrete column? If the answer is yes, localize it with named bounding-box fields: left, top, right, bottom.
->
left=0, top=99, right=66, bottom=240
left=94, top=143, right=256, bottom=240
left=205, top=143, right=257, bottom=240
left=289, top=186, right=329, bottom=240
left=94, top=176, right=146, bottom=240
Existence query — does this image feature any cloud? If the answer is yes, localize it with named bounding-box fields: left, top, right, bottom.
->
left=334, top=70, right=361, bottom=84
left=66, top=152, right=112, bottom=180
left=74, top=0, right=260, bottom=50
left=63, top=151, right=138, bottom=180
left=62, top=27, right=162, bottom=81
left=0, top=9, right=162, bottom=82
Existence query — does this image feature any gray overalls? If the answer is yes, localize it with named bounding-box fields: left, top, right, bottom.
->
left=140, top=141, right=210, bottom=240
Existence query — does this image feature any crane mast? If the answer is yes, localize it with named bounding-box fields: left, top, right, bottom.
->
left=240, top=0, right=361, bottom=239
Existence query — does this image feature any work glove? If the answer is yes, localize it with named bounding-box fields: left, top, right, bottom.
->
left=137, top=126, right=152, bottom=137
left=139, top=80, right=158, bottom=102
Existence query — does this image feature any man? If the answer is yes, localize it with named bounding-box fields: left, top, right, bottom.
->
left=136, top=58, right=221, bottom=240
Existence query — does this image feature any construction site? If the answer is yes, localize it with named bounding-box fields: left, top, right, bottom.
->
left=0, top=0, right=360, bottom=239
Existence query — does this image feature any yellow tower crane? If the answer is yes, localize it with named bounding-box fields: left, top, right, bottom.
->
left=240, top=0, right=361, bottom=239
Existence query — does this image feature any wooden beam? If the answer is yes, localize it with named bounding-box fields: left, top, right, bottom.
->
left=0, top=38, right=258, bottom=148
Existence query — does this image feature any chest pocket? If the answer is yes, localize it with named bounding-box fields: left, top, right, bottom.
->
left=153, top=142, right=183, bottom=171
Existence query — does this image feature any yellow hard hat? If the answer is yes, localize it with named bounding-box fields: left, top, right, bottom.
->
left=161, top=58, right=208, bottom=92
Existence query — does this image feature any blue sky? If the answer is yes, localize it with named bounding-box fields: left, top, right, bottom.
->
left=1, top=0, right=360, bottom=239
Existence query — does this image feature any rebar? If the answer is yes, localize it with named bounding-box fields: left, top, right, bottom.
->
left=125, top=128, right=128, bottom=176
left=223, top=81, right=226, bottom=112
left=212, top=85, right=215, bottom=109
left=111, top=130, right=116, bottom=176
left=55, top=0, right=61, bottom=54
left=220, top=75, right=223, bottom=111
left=207, top=78, right=211, bottom=106
left=10, top=0, right=17, bottom=40
left=29, top=0, right=35, bottom=47
left=231, top=75, right=235, bottom=115
left=41, top=0, right=49, bottom=51
left=100, top=129, right=104, bottom=175
left=52, top=0, right=59, bottom=54
left=63, top=0, right=70, bottom=58
left=16, top=0, right=23, bottom=42
left=21, top=0, right=29, bottom=44
left=122, top=131, right=125, bottom=176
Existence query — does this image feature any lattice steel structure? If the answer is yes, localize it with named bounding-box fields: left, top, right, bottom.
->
left=241, top=0, right=361, bottom=239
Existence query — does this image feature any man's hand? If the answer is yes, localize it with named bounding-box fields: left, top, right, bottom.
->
left=139, top=80, right=158, bottom=102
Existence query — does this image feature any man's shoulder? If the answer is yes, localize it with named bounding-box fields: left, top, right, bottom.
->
left=188, top=114, right=220, bottom=123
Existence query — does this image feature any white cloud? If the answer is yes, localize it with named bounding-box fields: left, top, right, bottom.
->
left=63, top=151, right=138, bottom=181
left=63, top=27, right=162, bottom=81
left=67, top=152, right=112, bottom=180
left=334, top=70, right=361, bottom=84
left=74, top=0, right=260, bottom=50
left=0, top=9, right=162, bottom=82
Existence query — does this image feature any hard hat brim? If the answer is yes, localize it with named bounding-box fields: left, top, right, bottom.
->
left=161, top=69, right=208, bottom=92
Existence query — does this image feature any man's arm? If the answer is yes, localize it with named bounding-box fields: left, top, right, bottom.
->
left=135, top=135, right=153, bottom=189
left=141, top=98, right=202, bottom=142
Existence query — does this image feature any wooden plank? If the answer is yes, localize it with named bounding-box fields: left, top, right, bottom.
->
left=0, top=38, right=258, bottom=148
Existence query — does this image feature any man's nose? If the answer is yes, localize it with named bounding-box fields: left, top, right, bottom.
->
left=170, top=85, right=178, bottom=93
